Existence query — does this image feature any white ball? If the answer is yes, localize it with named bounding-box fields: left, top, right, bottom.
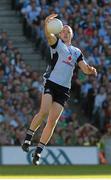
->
left=47, top=18, right=63, bottom=34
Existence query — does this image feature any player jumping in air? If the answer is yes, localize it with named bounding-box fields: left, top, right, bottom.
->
left=22, top=14, right=97, bottom=165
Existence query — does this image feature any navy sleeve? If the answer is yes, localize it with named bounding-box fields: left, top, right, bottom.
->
left=77, top=53, right=84, bottom=63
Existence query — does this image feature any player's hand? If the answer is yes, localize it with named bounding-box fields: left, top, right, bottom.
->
left=45, top=14, right=58, bottom=24
left=87, top=65, right=97, bottom=76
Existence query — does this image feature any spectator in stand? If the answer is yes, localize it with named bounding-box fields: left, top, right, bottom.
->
left=0, top=31, right=9, bottom=51
left=75, top=123, right=99, bottom=146
left=92, top=86, right=107, bottom=128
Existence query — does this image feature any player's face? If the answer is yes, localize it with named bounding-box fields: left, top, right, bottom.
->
left=60, top=26, right=73, bottom=43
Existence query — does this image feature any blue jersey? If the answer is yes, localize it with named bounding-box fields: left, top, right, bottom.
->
left=44, top=39, right=84, bottom=89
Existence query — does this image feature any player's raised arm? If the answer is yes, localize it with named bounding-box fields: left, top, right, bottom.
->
left=78, top=60, right=97, bottom=76
left=44, top=14, right=58, bottom=46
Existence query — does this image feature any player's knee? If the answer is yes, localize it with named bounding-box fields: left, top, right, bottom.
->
left=38, top=110, right=48, bottom=119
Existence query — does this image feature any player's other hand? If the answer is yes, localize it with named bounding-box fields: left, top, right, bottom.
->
left=87, top=64, right=97, bottom=76
left=45, top=14, right=58, bottom=24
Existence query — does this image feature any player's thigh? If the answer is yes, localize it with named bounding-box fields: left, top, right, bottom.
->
left=39, top=93, right=53, bottom=115
left=47, top=102, right=64, bottom=127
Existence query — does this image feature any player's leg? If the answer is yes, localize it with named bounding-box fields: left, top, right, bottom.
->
left=32, top=101, right=63, bottom=165
left=22, top=93, right=53, bottom=152
left=40, top=102, right=63, bottom=144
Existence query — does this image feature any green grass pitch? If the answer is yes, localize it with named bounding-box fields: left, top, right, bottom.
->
left=0, top=165, right=111, bottom=179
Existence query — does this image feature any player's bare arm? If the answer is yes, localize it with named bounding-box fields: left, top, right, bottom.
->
left=44, top=14, right=58, bottom=46
left=78, top=60, right=97, bottom=76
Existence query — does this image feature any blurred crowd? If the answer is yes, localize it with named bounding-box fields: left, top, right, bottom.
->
left=0, top=0, right=111, bottom=153
left=0, top=30, right=44, bottom=145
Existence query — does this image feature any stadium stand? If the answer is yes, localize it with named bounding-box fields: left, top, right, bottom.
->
left=0, top=0, right=111, bottom=151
